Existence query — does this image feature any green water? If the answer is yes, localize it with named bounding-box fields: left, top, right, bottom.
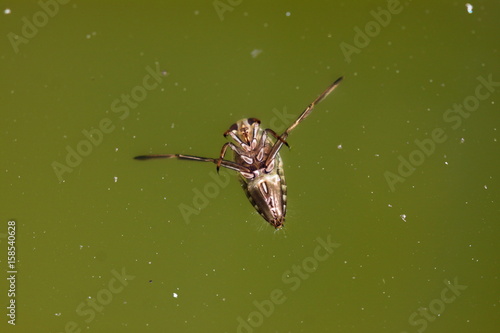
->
left=1, top=1, right=498, bottom=332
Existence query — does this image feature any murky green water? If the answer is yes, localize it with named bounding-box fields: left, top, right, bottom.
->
left=1, top=1, right=498, bottom=332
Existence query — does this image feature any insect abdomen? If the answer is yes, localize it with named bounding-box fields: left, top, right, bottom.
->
left=239, top=155, right=287, bottom=229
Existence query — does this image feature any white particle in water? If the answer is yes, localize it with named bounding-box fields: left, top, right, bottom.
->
left=400, top=214, right=407, bottom=222
left=465, top=3, right=473, bottom=14
left=251, top=49, right=263, bottom=58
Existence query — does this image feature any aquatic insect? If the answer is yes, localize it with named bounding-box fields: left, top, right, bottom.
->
left=135, top=77, right=343, bottom=229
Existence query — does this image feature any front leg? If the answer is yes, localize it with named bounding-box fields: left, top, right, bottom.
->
left=216, top=142, right=250, bottom=172
left=216, top=142, right=231, bottom=173
left=264, top=128, right=290, bottom=148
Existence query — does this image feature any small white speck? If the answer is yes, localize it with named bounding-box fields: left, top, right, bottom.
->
left=400, top=214, right=407, bottom=222
left=388, top=204, right=392, bottom=208
left=285, top=11, right=291, bottom=16
left=54, top=313, right=61, bottom=317
left=4, top=8, right=11, bottom=14
left=114, top=176, right=118, bottom=183
left=483, top=185, right=488, bottom=190
left=466, top=3, right=473, bottom=14
left=85, top=31, right=97, bottom=39
left=251, top=49, right=263, bottom=58
left=173, top=292, right=178, bottom=298
left=171, top=123, right=175, bottom=129
left=337, top=144, right=343, bottom=149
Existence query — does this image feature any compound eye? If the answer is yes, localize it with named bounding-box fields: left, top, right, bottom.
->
left=224, top=123, right=238, bottom=137
left=247, top=118, right=261, bottom=125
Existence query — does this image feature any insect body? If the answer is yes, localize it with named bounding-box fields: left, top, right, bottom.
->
left=135, top=76, right=343, bottom=229
left=223, top=117, right=287, bottom=228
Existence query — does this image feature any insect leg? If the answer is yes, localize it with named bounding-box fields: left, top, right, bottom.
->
left=265, top=76, right=343, bottom=167
left=216, top=142, right=232, bottom=173
left=264, top=128, right=290, bottom=148
left=134, top=154, right=251, bottom=173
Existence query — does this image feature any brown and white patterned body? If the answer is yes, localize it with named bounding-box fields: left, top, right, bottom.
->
left=224, top=118, right=287, bottom=229
left=134, top=76, right=343, bottom=230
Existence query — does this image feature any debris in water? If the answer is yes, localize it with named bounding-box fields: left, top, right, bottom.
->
left=251, top=49, right=263, bottom=58
left=465, top=3, right=473, bottom=14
